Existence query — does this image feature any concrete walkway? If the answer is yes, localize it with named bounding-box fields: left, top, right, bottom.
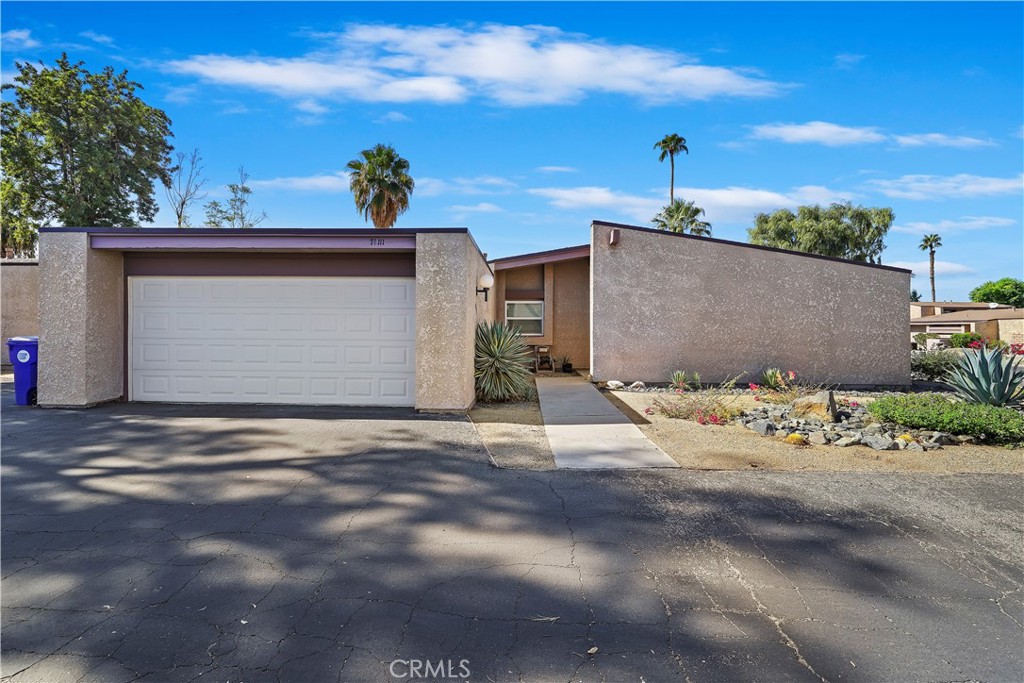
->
left=535, top=376, right=679, bottom=469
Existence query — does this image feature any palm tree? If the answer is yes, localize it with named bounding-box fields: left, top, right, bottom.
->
left=919, top=233, right=942, bottom=301
left=346, top=144, right=415, bottom=228
left=654, top=133, right=688, bottom=203
left=652, top=199, right=712, bottom=236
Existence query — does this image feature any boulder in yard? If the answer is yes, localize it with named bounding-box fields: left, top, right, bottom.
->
left=748, top=420, right=776, bottom=436
left=792, top=390, right=839, bottom=423
left=807, top=432, right=829, bottom=446
left=863, top=434, right=898, bottom=451
left=834, top=435, right=862, bottom=447
left=628, top=381, right=646, bottom=390
left=606, top=380, right=625, bottom=390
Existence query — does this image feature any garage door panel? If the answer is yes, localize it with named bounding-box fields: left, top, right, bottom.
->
left=130, top=277, right=416, bottom=406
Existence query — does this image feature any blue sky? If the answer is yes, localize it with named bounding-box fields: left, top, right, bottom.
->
left=2, top=1, right=1022, bottom=300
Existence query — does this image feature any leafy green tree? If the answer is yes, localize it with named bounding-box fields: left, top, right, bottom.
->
left=204, top=167, right=267, bottom=229
left=747, top=202, right=894, bottom=263
left=346, top=144, right=414, bottom=228
left=970, top=277, right=1024, bottom=308
left=652, top=199, right=712, bottom=236
left=918, top=234, right=942, bottom=301
left=1, top=178, right=42, bottom=257
left=0, top=54, right=174, bottom=250
left=654, top=133, right=688, bottom=203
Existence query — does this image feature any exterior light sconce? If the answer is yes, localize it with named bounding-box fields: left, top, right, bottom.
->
left=609, top=228, right=620, bottom=246
left=477, top=272, right=495, bottom=301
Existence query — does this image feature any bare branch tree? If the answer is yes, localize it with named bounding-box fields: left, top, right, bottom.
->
left=204, top=166, right=267, bottom=229
left=164, top=148, right=207, bottom=228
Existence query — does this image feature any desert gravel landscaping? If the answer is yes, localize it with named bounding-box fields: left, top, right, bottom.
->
left=609, top=390, right=1024, bottom=474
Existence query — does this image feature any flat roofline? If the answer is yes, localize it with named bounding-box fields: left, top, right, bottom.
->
left=592, top=221, right=914, bottom=275
left=490, top=244, right=590, bottom=270
left=39, top=227, right=469, bottom=235
left=911, top=301, right=1011, bottom=307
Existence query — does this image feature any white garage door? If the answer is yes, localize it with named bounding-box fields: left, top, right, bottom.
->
left=129, top=276, right=416, bottom=406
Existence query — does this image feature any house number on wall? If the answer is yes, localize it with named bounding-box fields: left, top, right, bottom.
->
left=369, top=238, right=387, bottom=246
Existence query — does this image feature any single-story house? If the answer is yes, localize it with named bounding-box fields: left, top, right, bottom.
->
left=910, top=308, right=1024, bottom=348
left=911, top=301, right=1011, bottom=319
left=35, top=221, right=911, bottom=411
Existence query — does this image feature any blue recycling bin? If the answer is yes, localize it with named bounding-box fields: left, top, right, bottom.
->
left=7, top=336, right=39, bottom=406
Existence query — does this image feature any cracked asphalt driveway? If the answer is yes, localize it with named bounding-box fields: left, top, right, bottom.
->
left=2, top=385, right=1023, bottom=682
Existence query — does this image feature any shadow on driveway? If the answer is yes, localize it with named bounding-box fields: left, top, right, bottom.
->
left=2, top=381, right=1022, bottom=682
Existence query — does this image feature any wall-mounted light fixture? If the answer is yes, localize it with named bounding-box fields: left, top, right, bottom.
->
left=476, top=271, right=495, bottom=301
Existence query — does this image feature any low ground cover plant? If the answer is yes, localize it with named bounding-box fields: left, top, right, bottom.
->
left=911, top=349, right=960, bottom=382
left=945, top=347, right=1024, bottom=407
left=749, top=369, right=824, bottom=404
left=474, top=321, right=534, bottom=402
left=649, top=376, right=743, bottom=425
left=866, top=393, right=1024, bottom=443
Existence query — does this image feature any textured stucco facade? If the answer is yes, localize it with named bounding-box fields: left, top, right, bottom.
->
left=590, top=223, right=911, bottom=386
left=997, top=318, right=1024, bottom=344
left=1, top=261, right=40, bottom=365
left=38, top=232, right=125, bottom=407
left=415, top=232, right=493, bottom=411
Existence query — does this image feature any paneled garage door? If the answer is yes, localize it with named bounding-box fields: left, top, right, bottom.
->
left=129, top=276, right=416, bottom=406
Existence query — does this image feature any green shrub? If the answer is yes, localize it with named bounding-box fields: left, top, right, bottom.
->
left=950, top=332, right=983, bottom=348
left=474, top=321, right=534, bottom=402
left=945, top=347, right=1024, bottom=407
left=866, top=393, right=1024, bottom=443
left=913, top=332, right=938, bottom=348
left=669, top=370, right=701, bottom=391
left=911, top=350, right=960, bottom=382
left=760, top=368, right=788, bottom=390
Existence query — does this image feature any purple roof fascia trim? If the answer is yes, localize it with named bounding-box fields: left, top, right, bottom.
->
left=491, top=245, right=591, bottom=270
left=89, top=234, right=418, bottom=251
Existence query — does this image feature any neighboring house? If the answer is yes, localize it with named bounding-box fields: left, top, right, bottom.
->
left=35, top=220, right=911, bottom=411
left=0, top=260, right=40, bottom=367
left=491, top=221, right=910, bottom=387
left=910, top=308, right=1024, bottom=348
left=911, top=301, right=1011, bottom=319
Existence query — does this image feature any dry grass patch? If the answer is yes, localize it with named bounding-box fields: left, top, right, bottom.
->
left=470, top=394, right=555, bottom=470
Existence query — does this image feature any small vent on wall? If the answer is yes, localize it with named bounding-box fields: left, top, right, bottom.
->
left=609, top=229, right=620, bottom=246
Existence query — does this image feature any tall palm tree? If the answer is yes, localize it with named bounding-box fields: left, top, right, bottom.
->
left=919, top=233, right=942, bottom=301
left=652, top=199, right=712, bottom=236
left=654, top=133, right=688, bottom=203
left=346, top=144, right=415, bottom=228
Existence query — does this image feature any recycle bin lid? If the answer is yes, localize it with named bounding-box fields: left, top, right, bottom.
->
left=7, top=336, right=38, bottom=343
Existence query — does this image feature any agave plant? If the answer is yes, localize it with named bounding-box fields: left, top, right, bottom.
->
left=475, top=321, right=535, bottom=402
left=760, top=368, right=787, bottom=390
left=944, top=347, right=1024, bottom=407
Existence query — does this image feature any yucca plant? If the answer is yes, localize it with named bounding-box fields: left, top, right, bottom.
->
left=475, top=321, right=535, bottom=402
left=944, top=347, right=1024, bottom=407
left=760, top=368, right=787, bottom=390
left=669, top=370, right=701, bottom=391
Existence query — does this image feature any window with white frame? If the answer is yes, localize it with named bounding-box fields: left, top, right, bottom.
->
left=505, top=301, right=543, bottom=336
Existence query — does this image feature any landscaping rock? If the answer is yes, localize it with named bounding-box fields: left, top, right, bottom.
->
left=863, top=434, right=898, bottom=451
left=628, top=381, right=646, bottom=390
left=834, top=435, right=862, bottom=447
left=807, top=431, right=829, bottom=445
left=955, top=435, right=977, bottom=445
left=905, top=441, right=925, bottom=451
left=606, top=381, right=625, bottom=390
left=748, top=420, right=776, bottom=436
left=792, top=390, right=839, bottom=423
left=785, top=433, right=809, bottom=446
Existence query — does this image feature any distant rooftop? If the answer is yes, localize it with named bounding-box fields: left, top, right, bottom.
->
left=913, top=308, right=1023, bottom=323
left=911, top=301, right=1012, bottom=309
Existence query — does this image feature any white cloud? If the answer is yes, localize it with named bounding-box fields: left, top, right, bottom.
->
left=1, top=29, right=40, bottom=49
left=528, top=184, right=853, bottom=224
left=164, top=85, right=198, bottom=104
left=834, top=53, right=865, bottom=69
left=448, top=202, right=503, bottom=213
left=892, top=216, right=1016, bottom=235
left=165, top=23, right=788, bottom=106
left=867, top=173, right=1024, bottom=200
left=536, top=166, right=577, bottom=173
left=417, top=175, right=517, bottom=197
left=250, top=171, right=350, bottom=192
left=80, top=30, right=114, bottom=45
left=750, top=121, right=886, bottom=146
left=893, top=133, right=996, bottom=148
left=886, top=260, right=976, bottom=277
left=294, top=99, right=329, bottom=115
left=374, top=111, right=411, bottom=123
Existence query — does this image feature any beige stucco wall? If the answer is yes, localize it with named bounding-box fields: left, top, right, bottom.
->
left=1, top=262, right=40, bottom=364
left=551, top=258, right=590, bottom=368
left=998, top=318, right=1024, bottom=344
left=415, top=232, right=493, bottom=411
left=38, top=232, right=125, bottom=406
left=590, top=224, right=911, bottom=386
